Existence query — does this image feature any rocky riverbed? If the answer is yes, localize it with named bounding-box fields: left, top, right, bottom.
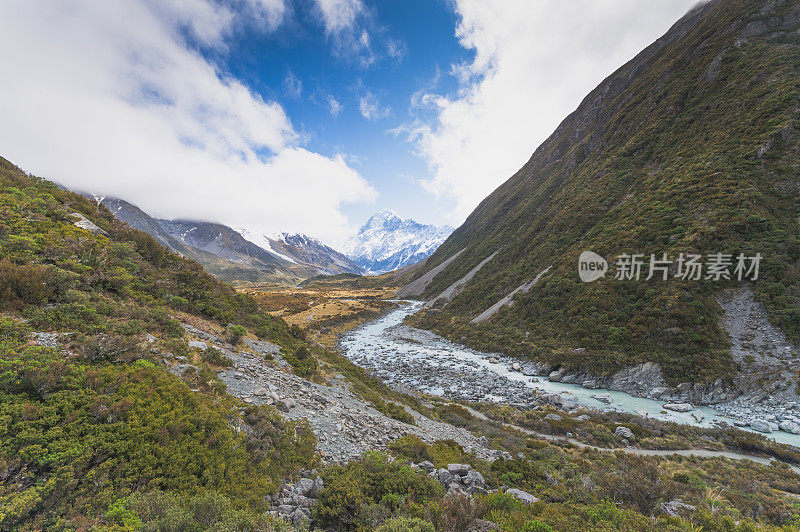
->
left=338, top=301, right=800, bottom=446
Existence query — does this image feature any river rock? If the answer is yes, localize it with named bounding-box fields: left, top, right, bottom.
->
left=511, top=362, right=522, bottom=372
left=663, top=403, right=693, bottom=413
left=593, top=393, right=612, bottom=404
left=749, top=419, right=772, bottom=433
left=506, top=488, right=539, bottom=504
left=780, top=420, right=800, bottom=434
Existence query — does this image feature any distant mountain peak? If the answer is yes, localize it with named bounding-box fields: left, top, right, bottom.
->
left=99, top=197, right=364, bottom=282
left=344, top=211, right=454, bottom=274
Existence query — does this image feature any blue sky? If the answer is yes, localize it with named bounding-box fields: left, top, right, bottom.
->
left=215, top=0, right=470, bottom=226
left=0, top=0, right=700, bottom=245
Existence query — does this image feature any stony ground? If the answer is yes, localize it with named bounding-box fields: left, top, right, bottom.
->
left=169, top=323, right=499, bottom=463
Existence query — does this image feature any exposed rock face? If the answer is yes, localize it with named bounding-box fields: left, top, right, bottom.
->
left=70, top=212, right=107, bottom=235
left=270, top=473, right=324, bottom=526
left=608, top=363, right=666, bottom=397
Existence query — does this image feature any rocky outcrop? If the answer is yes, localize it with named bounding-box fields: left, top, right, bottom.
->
left=421, top=462, right=488, bottom=495
left=270, top=472, right=324, bottom=526
left=70, top=212, right=107, bottom=235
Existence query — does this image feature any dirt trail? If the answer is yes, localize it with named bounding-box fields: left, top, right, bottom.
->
left=461, top=406, right=800, bottom=474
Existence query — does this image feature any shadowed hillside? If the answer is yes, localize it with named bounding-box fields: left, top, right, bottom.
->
left=405, top=0, right=800, bottom=384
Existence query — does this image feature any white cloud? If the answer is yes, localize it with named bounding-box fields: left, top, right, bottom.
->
left=0, top=0, right=376, bottom=243
left=405, top=0, right=700, bottom=224
left=312, top=0, right=404, bottom=68
left=283, top=70, right=303, bottom=98
left=359, top=91, right=391, bottom=121
left=315, top=0, right=364, bottom=35
left=327, top=95, right=343, bottom=117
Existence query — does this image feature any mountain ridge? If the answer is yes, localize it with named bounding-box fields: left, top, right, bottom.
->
left=404, top=0, right=800, bottom=385
left=100, top=196, right=364, bottom=283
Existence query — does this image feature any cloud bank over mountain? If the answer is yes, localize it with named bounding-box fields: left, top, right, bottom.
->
left=0, top=0, right=376, bottom=243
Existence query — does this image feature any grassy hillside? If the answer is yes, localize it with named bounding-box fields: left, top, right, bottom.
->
left=408, top=0, right=800, bottom=384
left=0, top=157, right=319, bottom=528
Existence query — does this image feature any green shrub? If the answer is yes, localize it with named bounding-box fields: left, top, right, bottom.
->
left=227, top=324, right=247, bottom=345
left=522, top=520, right=554, bottom=532
left=376, top=516, right=435, bottom=532
left=290, top=323, right=307, bottom=340
left=0, top=344, right=317, bottom=527
left=285, top=345, right=318, bottom=378
left=0, top=317, right=30, bottom=343
left=201, top=346, right=234, bottom=368
left=314, top=452, right=442, bottom=530
left=0, top=259, right=52, bottom=309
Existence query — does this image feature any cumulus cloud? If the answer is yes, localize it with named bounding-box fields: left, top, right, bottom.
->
left=404, top=0, right=700, bottom=223
left=359, top=91, right=391, bottom=121
left=0, top=0, right=376, bottom=243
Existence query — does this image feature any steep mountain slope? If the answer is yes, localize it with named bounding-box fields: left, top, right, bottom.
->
left=100, top=197, right=364, bottom=283
left=405, top=0, right=800, bottom=385
left=343, top=210, right=453, bottom=274
left=0, top=156, right=319, bottom=527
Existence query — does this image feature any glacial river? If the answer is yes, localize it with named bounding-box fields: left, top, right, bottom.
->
left=340, top=301, right=800, bottom=448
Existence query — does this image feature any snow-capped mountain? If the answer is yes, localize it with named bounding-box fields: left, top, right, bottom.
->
left=99, top=197, right=364, bottom=283
left=343, top=210, right=454, bottom=274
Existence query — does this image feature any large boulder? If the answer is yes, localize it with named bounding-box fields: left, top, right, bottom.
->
left=437, top=469, right=456, bottom=486
left=749, top=419, right=773, bottom=433
left=447, top=463, right=471, bottom=476
left=417, top=460, right=435, bottom=473
left=614, top=426, right=635, bottom=441
left=593, top=393, right=612, bottom=404
left=506, top=488, right=539, bottom=504
left=464, top=469, right=486, bottom=487
left=663, top=403, right=693, bottom=413
left=780, top=420, right=800, bottom=434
